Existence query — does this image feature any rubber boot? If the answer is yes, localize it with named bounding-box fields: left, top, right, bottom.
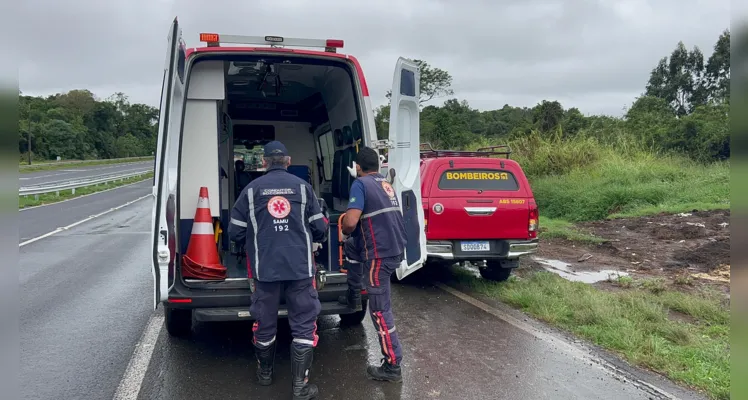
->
left=291, top=344, right=319, bottom=400
left=367, top=358, right=403, bottom=383
left=337, top=288, right=362, bottom=312
left=254, top=341, right=276, bottom=386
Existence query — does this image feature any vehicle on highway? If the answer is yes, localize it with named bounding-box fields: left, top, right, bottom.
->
left=419, top=144, right=539, bottom=281
left=152, top=19, right=427, bottom=336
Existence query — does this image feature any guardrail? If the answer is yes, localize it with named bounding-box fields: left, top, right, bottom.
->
left=19, top=156, right=154, bottom=170
left=19, top=170, right=153, bottom=198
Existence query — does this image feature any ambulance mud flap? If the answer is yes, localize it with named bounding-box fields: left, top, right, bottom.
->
left=386, top=58, right=427, bottom=281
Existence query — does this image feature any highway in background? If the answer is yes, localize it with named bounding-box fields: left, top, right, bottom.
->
left=19, top=160, right=153, bottom=186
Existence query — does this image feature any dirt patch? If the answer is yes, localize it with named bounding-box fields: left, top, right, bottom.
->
left=534, top=209, right=730, bottom=293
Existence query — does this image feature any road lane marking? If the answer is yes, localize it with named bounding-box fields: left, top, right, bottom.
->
left=433, top=282, right=682, bottom=400
left=20, top=180, right=151, bottom=212
left=19, top=194, right=151, bottom=247
left=113, top=314, right=164, bottom=400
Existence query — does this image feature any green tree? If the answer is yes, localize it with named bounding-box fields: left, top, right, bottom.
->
left=645, top=41, right=706, bottom=116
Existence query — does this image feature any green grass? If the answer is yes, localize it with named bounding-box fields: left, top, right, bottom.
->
left=19, top=172, right=154, bottom=209
left=538, top=217, right=605, bottom=243
left=449, top=270, right=730, bottom=399
left=19, top=156, right=154, bottom=173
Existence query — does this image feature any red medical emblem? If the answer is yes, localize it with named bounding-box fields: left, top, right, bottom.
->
left=267, top=196, right=291, bottom=218
left=381, top=181, right=395, bottom=198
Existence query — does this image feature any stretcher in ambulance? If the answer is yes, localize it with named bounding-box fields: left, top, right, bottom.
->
left=151, top=18, right=427, bottom=337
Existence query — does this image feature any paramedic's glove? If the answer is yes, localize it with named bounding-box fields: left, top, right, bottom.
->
left=312, top=242, right=322, bottom=253
left=346, top=161, right=357, bottom=178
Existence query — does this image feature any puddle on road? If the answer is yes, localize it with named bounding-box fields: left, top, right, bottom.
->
left=532, top=257, right=629, bottom=284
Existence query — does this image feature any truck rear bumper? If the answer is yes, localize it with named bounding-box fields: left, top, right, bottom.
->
left=426, top=238, right=539, bottom=261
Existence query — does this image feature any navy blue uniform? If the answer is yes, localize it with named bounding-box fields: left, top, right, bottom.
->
left=228, top=165, right=328, bottom=349
left=346, top=173, right=406, bottom=366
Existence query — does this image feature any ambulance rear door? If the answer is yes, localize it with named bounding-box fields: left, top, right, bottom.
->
left=387, top=58, right=427, bottom=280
left=151, top=17, right=186, bottom=309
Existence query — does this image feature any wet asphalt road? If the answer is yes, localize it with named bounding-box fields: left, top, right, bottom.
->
left=19, top=160, right=153, bottom=186
left=19, top=192, right=707, bottom=400
left=19, top=180, right=151, bottom=243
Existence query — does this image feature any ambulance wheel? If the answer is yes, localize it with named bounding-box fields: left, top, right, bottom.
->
left=339, top=298, right=368, bottom=326
left=165, top=307, right=193, bottom=337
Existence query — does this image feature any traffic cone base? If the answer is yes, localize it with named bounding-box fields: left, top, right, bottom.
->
left=182, top=187, right=227, bottom=280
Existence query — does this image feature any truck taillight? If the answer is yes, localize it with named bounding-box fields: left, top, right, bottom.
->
left=422, top=202, right=429, bottom=234
left=528, top=201, right=539, bottom=239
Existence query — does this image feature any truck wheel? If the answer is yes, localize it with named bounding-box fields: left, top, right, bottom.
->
left=339, top=298, right=368, bottom=326
left=165, top=307, right=193, bottom=337
left=479, top=266, right=513, bottom=282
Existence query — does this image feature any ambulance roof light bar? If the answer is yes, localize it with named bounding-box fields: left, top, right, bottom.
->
left=199, top=33, right=344, bottom=53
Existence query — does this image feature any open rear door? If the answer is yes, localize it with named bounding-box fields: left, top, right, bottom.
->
left=151, top=18, right=186, bottom=309
left=387, top=58, right=427, bottom=280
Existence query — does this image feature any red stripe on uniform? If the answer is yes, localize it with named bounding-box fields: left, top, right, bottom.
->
left=373, top=312, right=392, bottom=363
left=374, top=258, right=382, bottom=286
left=376, top=311, right=396, bottom=365
left=367, top=219, right=379, bottom=259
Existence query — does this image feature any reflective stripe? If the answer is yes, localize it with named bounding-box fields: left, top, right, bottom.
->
left=378, top=326, right=396, bottom=335
left=300, top=184, right=312, bottom=277
left=247, top=188, right=260, bottom=280
left=308, top=213, right=324, bottom=223
left=256, top=336, right=276, bottom=347
left=197, top=196, right=210, bottom=209
left=293, top=338, right=315, bottom=346
left=361, top=206, right=401, bottom=219
left=191, top=222, right=214, bottom=235
left=230, top=218, right=247, bottom=228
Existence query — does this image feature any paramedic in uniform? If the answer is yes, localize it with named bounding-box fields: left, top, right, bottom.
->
left=228, top=140, right=328, bottom=400
left=340, top=146, right=406, bottom=382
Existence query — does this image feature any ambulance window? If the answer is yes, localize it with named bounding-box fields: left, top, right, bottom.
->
left=177, top=43, right=186, bottom=84
left=318, top=130, right=334, bottom=180
left=437, top=169, right=520, bottom=191
left=400, top=69, right=415, bottom=97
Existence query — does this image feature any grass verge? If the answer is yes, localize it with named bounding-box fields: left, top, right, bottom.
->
left=19, top=156, right=154, bottom=173
left=538, top=217, right=605, bottom=243
left=448, top=270, right=730, bottom=400
left=19, top=172, right=154, bottom=209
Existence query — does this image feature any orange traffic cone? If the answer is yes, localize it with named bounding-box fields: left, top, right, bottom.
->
left=182, top=187, right=227, bottom=280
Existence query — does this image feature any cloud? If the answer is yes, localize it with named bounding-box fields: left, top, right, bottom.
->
left=19, top=0, right=730, bottom=116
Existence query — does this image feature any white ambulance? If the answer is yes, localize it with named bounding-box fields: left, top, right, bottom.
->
left=151, top=18, right=426, bottom=336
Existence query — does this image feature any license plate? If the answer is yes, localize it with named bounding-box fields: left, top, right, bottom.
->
left=460, top=241, right=490, bottom=252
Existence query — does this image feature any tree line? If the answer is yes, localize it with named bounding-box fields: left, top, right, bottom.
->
left=18, top=29, right=729, bottom=163
left=375, top=29, right=730, bottom=163
left=19, top=91, right=158, bottom=162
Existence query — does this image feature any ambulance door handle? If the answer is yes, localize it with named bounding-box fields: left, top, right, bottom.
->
left=160, top=229, right=168, bottom=245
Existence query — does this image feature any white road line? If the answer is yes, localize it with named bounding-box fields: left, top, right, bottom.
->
left=112, top=314, right=164, bottom=400
left=20, top=179, right=151, bottom=212
left=18, top=194, right=151, bottom=247
left=433, top=282, right=681, bottom=400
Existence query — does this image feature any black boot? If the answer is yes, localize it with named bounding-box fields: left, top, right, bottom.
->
left=291, top=344, right=319, bottom=400
left=367, top=358, right=403, bottom=382
left=254, top=341, right=276, bottom=386
left=337, top=288, right=362, bottom=312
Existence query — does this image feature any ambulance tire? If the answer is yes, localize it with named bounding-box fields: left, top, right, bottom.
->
left=165, top=307, right=193, bottom=337
left=339, top=298, right=368, bottom=326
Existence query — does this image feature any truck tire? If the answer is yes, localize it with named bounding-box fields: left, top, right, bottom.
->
left=165, top=307, right=193, bottom=337
left=339, top=298, right=368, bottom=326
left=479, top=265, right=513, bottom=282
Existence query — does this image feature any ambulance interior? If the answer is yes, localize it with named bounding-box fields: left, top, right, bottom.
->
left=179, top=54, right=365, bottom=282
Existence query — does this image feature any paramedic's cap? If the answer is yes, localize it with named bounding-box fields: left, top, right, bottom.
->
left=264, top=141, right=288, bottom=157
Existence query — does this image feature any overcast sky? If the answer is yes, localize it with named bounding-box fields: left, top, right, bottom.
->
left=18, top=0, right=732, bottom=116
